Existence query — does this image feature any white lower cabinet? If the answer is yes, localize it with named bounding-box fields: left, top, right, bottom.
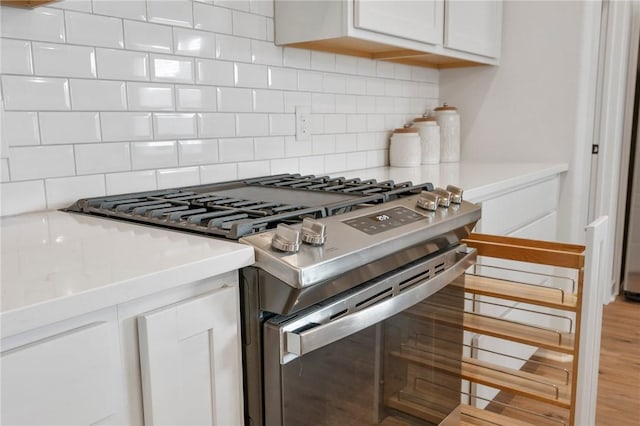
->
left=1, top=308, right=121, bottom=426
left=0, top=271, right=244, bottom=426
left=137, top=286, right=244, bottom=426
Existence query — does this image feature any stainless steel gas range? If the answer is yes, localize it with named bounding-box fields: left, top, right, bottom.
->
left=65, top=173, right=481, bottom=426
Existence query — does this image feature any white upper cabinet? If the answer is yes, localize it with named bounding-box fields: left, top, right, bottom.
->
left=445, top=0, right=502, bottom=59
left=354, top=0, right=443, bottom=45
left=275, top=0, right=502, bottom=68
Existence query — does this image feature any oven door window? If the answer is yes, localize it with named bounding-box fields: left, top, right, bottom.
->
left=274, top=282, right=464, bottom=426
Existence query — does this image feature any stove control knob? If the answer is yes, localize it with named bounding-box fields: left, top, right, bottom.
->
left=446, top=185, right=463, bottom=204
left=416, top=191, right=440, bottom=211
left=433, top=188, right=453, bottom=207
left=271, top=224, right=301, bottom=253
left=301, top=217, right=327, bottom=246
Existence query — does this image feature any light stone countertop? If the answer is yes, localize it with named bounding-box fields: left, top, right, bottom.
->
left=1, top=210, right=254, bottom=338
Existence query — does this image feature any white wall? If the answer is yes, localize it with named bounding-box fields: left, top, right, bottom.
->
left=440, top=0, right=601, bottom=244
left=0, top=0, right=440, bottom=216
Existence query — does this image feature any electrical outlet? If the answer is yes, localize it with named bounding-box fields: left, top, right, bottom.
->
left=295, top=106, right=311, bottom=141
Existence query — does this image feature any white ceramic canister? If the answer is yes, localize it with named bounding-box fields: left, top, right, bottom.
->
left=434, top=103, right=460, bottom=163
left=389, top=126, right=421, bottom=167
left=413, top=114, right=440, bottom=165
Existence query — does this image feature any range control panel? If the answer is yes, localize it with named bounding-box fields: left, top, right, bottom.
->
left=342, top=206, right=426, bottom=235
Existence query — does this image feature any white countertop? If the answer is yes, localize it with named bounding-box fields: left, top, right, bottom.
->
left=1, top=210, right=254, bottom=338
left=339, top=161, right=568, bottom=202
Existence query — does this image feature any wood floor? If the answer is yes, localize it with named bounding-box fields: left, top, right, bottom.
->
left=595, top=295, right=640, bottom=426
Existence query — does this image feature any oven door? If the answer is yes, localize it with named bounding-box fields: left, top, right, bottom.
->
left=263, top=246, right=475, bottom=426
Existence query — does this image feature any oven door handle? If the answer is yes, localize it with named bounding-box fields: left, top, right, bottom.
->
left=283, top=248, right=475, bottom=359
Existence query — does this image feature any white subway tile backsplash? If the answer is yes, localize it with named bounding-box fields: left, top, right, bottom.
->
left=324, top=114, right=346, bottom=134
left=1, top=39, right=33, bottom=75
left=124, top=21, right=173, bottom=54
left=176, top=85, right=217, bottom=111
left=311, top=51, right=335, bottom=72
left=131, top=140, right=178, bottom=169
left=283, top=92, right=310, bottom=113
left=153, top=113, right=197, bottom=138
left=3, top=112, right=40, bottom=146
left=96, top=49, right=149, bottom=81
left=9, top=145, right=75, bottom=180
left=324, top=153, right=347, bottom=173
left=0, top=159, right=9, bottom=182
left=45, top=174, right=105, bottom=209
left=1, top=181, right=47, bottom=216
left=0, top=0, right=440, bottom=216
left=32, top=43, right=96, bottom=78
left=173, top=28, right=216, bottom=58
left=216, top=35, right=251, bottom=62
left=70, top=79, right=126, bottom=110
left=101, top=112, right=152, bottom=141
left=335, top=133, right=358, bottom=152
left=270, top=157, right=299, bottom=175
left=0, top=7, right=65, bottom=43
left=233, top=10, right=266, bottom=40
left=253, top=90, right=283, bottom=113
left=196, top=58, right=234, bottom=86
left=150, top=54, right=194, bottom=83
left=237, top=160, right=269, bottom=179
left=200, top=163, right=237, bottom=183
left=2, top=76, right=70, bottom=111
left=39, top=112, right=101, bottom=144
left=269, top=114, right=295, bottom=136
left=147, top=0, right=193, bottom=27
left=106, top=170, right=157, bottom=194
left=283, top=47, right=310, bottom=69
left=127, top=82, right=175, bottom=111
left=219, top=137, right=254, bottom=162
left=92, top=0, right=147, bottom=21
left=376, top=61, right=395, bottom=78
left=157, top=167, right=200, bottom=188
left=234, top=63, right=267, bottom=88
left=236, top=113, right=268, bottom=136
left=254, top=136, right=284, bottom=160
left=178, top=139, right=218, bottom=165
left=193, top=3, right=232, bottom=34
left=311, top=93, right=335, bottom=113
left=49, top=0, right=92, bottom=13
left=299, top=155, right=324, bottom=175
left=324, top=74, right=346, bottom=94
left=345, top=76, right=366, bottom=95
left=251, top=40, right=282, bottom=66
left=217, top=87, right=252, bottom=112
left=335, top=55, right=357, bottom=74
left=335, top=95, right=357, bottom=114
left=250, top=0, right=273, bottom=17
left=65, top=11, right=123, bottom=48
left=268, top=67, right=297, bottom=90
left=75, top=142, right=130, bottom=174
left=198, top=113, right=236, bottom=137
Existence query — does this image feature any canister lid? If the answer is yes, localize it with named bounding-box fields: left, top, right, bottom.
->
left=434, top=103, right=457, bottom=111
left=414, top=113, right=438, bottom=122
left=393, top=127, right=419, bottom=133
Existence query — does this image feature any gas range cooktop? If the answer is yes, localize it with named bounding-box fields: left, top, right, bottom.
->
left=64, top=174, right=434, bottom=239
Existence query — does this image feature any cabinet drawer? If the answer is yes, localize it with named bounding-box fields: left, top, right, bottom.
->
left=1, top=321, right=119, bottom=425
left=478, top=178, right=560, bottom=235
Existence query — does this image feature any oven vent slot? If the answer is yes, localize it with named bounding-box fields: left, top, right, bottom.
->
left=434, top=262, right=446, bottom=275
left=355, top=287, right=393, bottom=310
left=398, top=271, right=432, bottom=292
left=328, top=309, right=349, bottom=321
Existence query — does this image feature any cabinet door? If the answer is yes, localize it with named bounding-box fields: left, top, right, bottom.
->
left=354, top=0, right=444, bottom=44
left=137, top=286, right=243, bottom=426
left=444, top=0, right=502, bottom=58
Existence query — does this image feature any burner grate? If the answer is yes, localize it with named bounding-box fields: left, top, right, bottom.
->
left=65, top=174, right=434, bottom=239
